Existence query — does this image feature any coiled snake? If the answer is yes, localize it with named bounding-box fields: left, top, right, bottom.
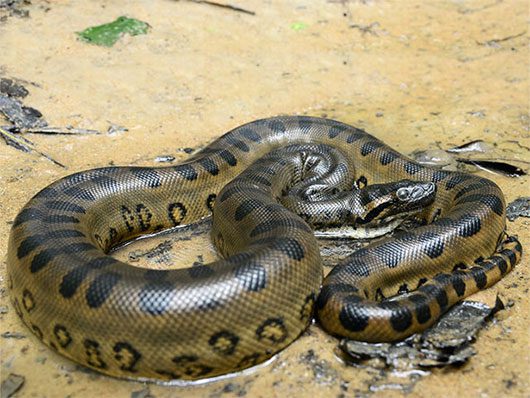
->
left=7, top=116, right=522, bottom=381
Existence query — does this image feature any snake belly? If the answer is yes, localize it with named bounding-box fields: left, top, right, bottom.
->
left=7, top=116, right=522, bottom=381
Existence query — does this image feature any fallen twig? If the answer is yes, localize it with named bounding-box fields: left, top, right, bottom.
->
left=186, top=0, right=255, bottom=15
left=476, top=31, right=526, bottom=47
left=349, top=22, right=379, bottom=36
left=0, top=126, right=66, bottom=168
left=23, top=126, right=101, bottom=135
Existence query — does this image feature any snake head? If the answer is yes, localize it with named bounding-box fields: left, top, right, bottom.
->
left=357, top=180, right=436, bottom=226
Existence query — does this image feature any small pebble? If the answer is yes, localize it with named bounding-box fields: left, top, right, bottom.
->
left=1, top=331, right=26, bottom=339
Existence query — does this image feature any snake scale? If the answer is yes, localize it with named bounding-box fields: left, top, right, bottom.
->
left=7, top=116, right=522, bottom=382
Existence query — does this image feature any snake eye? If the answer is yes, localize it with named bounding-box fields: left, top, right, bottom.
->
left=396, top=187, right=410, bottom=201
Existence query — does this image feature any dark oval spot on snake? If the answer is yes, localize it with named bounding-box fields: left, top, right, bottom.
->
left=269, top=120, right=286, bottom=133
left=356, top=175, right=367, bottom=189
left=130, top=168, right=162, bottom=188
left=226, top=136, right=250, bottom=152
left=172, top=355, right=213, bottom=378
left=234, top=199, right=264, bottom=221
left=54, top=324, right=73, bottom=348
left=60, top=268, right=94, bottom=298
left=22, top=289, right=35, bottom=312
left=418, top=284, right=448, bottom=311
left=249, top=218, right=311, bottom=238
left=430, top=170, right=451, bottom=183
left=31, top=324, right=43, bottom=340
left=417, top=232, right=445, bottom=259
left=239, top=127, right=262, bottom=142
left=17, top=229, right=85, bottom=259
left=360, top=141, right=384, bottom=156
left=30, top=249, right=60, bottom=273
left=219, top=149, right=238, bottom=166
left=378, top=301, right=413, bottom=332
left=500, top=248, right=517, bottom=267
left=17, top=234, right=47, bottom=259
left=255, top=237, right=305, bottom=261
left=338, top=295, right=369, bottom=332
left=300, top=293, right=316, bottom=320
left=407, top=294, right=432, bottom=324
left=469, top=266, right=487, bottom=289
left=168, top=202, right=187, bottom=226
left=316, top=283, right=359, bottom=310
left=397, top=284, right=409, bottom=294
left=199, top=157, right=219, bottom=176
left=428, top=272, right=466, bottom=297
left=451, top=274, right=466, bottom=297
left=297, top=117, right=312, bottom=133
left=188, top=265, right=215, bottom=279
left=85, top=272, right=122, bottom=308
left=173, top=164, right=198, bottom=181
left=34, top=186, right=57, bottom=199
left=328, top=124, right=347, bottom=139
left=206, top=193, right=216, bottom=211
left=209, top=330, right=240, bottom=356
left=113, top=341, right=142, bottom=372
left=445, top=174, right=471, bottom=190
left=13, top=207, right=44, bottom=228
left=91, top=174, right=120, bottom=190
left=490, top=255, right=508, bottom=274
left=379, top=150, right=399, bottom=165
left=133, top=203, right=154, bottom=232
left=218, top=185, right=240, bottom=203
left=346, top=132, right=364, bottom=143
left=404, top=162, right=422, bottom=175
left=237, top=353, right=262, bottom=369
left=256, top=317, right=288, bottom=343
left=84, top=339, right=107, bottom=369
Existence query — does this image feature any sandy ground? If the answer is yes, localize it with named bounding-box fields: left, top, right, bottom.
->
left=0, top=1, right=528, bottom=397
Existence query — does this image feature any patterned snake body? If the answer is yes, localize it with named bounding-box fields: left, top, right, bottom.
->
left=7, top=116, right=522, bottom=381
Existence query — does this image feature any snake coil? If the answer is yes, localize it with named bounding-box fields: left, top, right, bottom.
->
left=7, top=116, right=522, bottom=381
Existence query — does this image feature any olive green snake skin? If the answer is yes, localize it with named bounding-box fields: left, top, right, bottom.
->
left=7, top=116, right=522, bottom=381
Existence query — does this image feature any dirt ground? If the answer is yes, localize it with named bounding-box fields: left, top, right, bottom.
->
left=0, top=1, right=528, bottom=397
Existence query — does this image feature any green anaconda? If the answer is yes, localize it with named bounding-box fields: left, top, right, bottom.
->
left=7, top=116, right=522, bottom=381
